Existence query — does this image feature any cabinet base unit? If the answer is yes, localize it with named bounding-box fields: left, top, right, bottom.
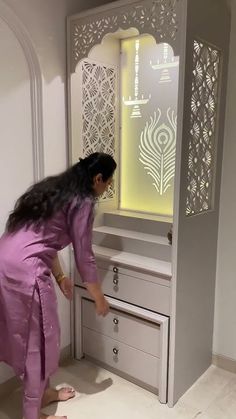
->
left=75, top=287, right=169, bottom=404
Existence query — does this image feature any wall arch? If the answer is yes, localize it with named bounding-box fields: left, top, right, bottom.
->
left=0, top=0, right=44, bottom=180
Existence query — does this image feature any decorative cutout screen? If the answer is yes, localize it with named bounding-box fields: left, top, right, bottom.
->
left=186, top=40, right=221, bottom=216
left=71, top=0, right=178, bottom=68
left=82, top=60, right=116, bottom=200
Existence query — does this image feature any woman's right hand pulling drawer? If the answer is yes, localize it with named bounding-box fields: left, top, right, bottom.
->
left=86, top=282, right=109, bottom=317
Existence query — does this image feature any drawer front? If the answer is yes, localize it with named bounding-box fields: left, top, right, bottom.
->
left=83, top=327, right=160, bottom=389
left=82, top=299, right=160, bottom=357
left=96, top=260, right=171, bottom=286
left=99, top=268, right=170, bottom=315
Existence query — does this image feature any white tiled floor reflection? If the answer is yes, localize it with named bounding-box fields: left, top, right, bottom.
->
left=0, top=360, right=235, bottom=419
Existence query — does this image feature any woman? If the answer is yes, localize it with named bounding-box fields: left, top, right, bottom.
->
left=0, top=152, right=117, bottom=419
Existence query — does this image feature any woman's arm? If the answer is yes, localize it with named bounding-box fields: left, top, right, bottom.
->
left=51, top=254, right=73, bottom=300
left=52, top=254, right=66, bottom=285
left=68, top=199, right=109, bottom=316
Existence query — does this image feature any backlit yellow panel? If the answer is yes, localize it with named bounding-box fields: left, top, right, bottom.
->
left=120, top=35, right=179, bottom=216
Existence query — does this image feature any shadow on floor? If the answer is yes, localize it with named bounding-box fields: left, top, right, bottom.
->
left=54, top=358, right=113, bottom=395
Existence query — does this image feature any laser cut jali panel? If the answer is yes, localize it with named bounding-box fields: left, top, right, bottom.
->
left=186, top=40, right=221, bottom=216
left=82, top=60, right=116, bottom=200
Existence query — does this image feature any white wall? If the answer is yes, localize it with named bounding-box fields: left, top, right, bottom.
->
left=213, top=0, right=236, bottom=361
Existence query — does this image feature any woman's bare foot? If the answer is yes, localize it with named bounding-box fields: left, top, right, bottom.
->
left=40, top=415, right=67, bottom=419
left=41, top=387, right=75, bottom=407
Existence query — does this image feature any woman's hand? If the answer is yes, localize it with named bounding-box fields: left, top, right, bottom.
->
left=85, top=281, right=109, bottom=316
left=59, top=277, right=73, bottom=301
left=95, top=295, right=109, bottom=317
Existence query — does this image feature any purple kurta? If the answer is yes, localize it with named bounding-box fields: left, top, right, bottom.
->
left=0, top=196, right=98, bottom=380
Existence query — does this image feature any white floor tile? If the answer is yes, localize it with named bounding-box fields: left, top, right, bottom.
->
left=1, top=360, right=236, bottom=419
left=179, top=365, right=235, bottom=412
left=205, top=376, right=236, bottom=419
left=131, top=400, right=201, bottom=419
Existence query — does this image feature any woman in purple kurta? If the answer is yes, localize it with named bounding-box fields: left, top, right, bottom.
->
left=0, top=152, right=116, bottom=419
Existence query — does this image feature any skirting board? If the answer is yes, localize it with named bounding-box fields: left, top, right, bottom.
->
left=212, top=353, right=236, bottom=374
left=0, top=344, right=71, bottom=400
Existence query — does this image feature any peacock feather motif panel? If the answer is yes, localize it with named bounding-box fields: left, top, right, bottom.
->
left=139, top=108, right=177, bottom=195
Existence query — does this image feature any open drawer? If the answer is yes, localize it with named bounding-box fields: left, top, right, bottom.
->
left=74, top=287, right=169, bottom=403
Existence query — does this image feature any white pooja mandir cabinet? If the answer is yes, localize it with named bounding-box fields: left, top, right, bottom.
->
left=67, top=0, right=230, bottom=406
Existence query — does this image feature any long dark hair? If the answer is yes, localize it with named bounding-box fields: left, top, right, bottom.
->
left=7, top=152, right=116, bottom=232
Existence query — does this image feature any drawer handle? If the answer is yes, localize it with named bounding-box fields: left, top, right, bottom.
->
left=113, top=317, right=119, bottom=325
left=113, top=266, right=119, bottom=274
left=113, top=347, right=119, bottom=355
left=113, top=277, right=119, bottom=286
